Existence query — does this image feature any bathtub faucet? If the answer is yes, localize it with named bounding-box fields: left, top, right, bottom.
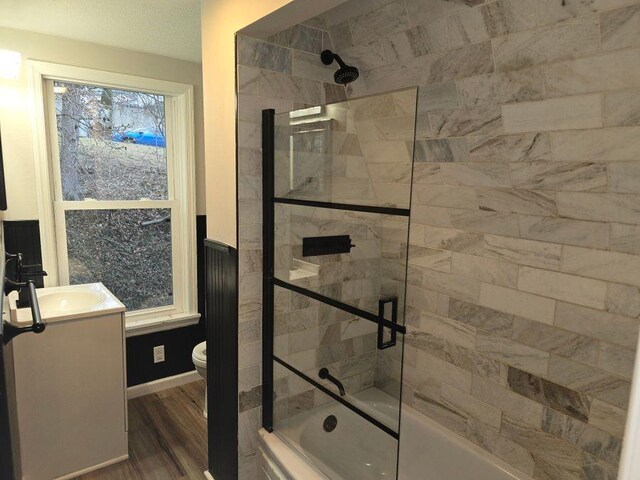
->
left=319, top=368, right=346, bottom=396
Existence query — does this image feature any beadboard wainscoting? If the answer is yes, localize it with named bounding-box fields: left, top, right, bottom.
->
left=205, top=239, right=239, bottom=479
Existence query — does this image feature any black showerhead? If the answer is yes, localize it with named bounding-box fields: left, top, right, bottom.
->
left=321, top=49, right=360, bottom=86
left=334, top=65, right=359, bottom=85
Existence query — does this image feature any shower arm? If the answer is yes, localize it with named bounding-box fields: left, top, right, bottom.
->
left=318, top=368, right=346, bottom=396
left=332, top=54, right=348, bottom=70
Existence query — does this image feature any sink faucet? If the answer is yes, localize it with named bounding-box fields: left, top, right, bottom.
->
left=5, top=252, right=47, bottom=308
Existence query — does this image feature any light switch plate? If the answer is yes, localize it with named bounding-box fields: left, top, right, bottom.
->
left=153, top=345, right=165, bottom=363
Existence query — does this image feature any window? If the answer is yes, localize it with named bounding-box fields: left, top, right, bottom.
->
left=30, top=63, right=198, bottom=332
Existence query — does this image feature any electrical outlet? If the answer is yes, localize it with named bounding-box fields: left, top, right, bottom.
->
left=153, top=345, right=165, bottom=363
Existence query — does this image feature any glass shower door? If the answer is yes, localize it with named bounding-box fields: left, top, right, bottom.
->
left=262, top=88, right=418, bottom=480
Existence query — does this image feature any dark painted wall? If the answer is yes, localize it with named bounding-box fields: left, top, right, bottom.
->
left=126, top=323, right=204, bottom=385
left=126, top=215, right=207, bottom=386
left=3, top=216, right=207, bottom=388
left=3, top=221, right=45, bottom=288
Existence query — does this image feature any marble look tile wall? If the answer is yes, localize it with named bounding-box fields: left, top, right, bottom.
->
left=272, top=284, right=382, bottom=421
left=238, top=0, right=640, bottom=478
left=269, top=87, right=418, bottom=424
left=236, top=28, right=339, bottom=477
left=237, top=30, right=413, bottom=478
left=271, top=204, right=384, bottom=398
left=273, top=89, right=416, bottom=208
left=311, top=0, right=640, bottom=479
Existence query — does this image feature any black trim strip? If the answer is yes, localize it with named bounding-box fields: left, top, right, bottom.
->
left=273, top=356, right=399, bottom=440
left=273, top=278, right=406, bottom=335
left=262, top=109, right=275, bottom=432
left=273, top=197, right=410, bottom=217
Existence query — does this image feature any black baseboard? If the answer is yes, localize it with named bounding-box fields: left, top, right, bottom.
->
left=205, top=239, right=238, bottom=480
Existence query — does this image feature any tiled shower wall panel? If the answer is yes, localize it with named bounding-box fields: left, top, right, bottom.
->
left=236, top=29, right=349, bottom=478
left=270, top=88, right=418, bottom=406
left=313, top=0, right=640, bottom=479
left=237, top=32, right=415, bottom=477
left=272, top=205, right=383, bottom=413
left=239, top=0, right=640, bottom=478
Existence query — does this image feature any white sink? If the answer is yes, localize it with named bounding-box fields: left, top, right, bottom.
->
left=9, top=283, right=125, bottom=323
left=37, top=289, right=107, bottom=314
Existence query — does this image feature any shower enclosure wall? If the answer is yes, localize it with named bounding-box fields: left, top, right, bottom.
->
left=238, top=0, right=640, bottom=478
left=262, top=89, right=418, bottom=479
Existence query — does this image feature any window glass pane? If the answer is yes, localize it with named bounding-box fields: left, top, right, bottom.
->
left=54, top=81, right=168, bottom=201
left=65, top=209, right=173, bottom=311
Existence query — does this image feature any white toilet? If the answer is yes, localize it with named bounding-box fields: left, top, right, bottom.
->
left=192, top=341, right=207, bottom=418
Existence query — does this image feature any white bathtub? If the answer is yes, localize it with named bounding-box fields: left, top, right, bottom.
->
left=259, top=388, right=532, bottom=480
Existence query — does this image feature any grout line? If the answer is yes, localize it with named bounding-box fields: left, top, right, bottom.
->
left=597, top=11, right=604, bottom=51
left=402, top=0, right=412, bottom=30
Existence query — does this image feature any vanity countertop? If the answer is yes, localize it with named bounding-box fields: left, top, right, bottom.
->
left=10, top=282, right=125, bottom=324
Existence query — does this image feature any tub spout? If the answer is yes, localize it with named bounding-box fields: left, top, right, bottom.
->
left=319, top=368, right=346, bottom=396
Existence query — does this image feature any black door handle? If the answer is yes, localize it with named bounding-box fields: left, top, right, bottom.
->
left=377, top=297, right=400, bottom=350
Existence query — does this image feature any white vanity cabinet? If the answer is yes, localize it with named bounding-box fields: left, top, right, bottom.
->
left=10, top=283, right=127, bottom=480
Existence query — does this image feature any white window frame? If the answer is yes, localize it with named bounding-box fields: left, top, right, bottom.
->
left=28, top=61, right=199, bottom=335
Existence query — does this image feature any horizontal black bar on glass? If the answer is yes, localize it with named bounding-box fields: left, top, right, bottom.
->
left=273, top=197, right=410, bottom=217
left=273, top=355, right=399, bottom=440
left=273, top=278, right=406, bottom=335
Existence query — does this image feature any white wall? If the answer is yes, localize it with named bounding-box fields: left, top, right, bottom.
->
left=200, top=0, right=292, bottom=246
left=200, top=0, right=348, bottom=246
left=0, top=0, right=202, bottom=62
left=0, top=26, right=206, bottom=219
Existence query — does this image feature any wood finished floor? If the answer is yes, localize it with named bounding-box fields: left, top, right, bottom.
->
left=75, top=380, right=208, bottom=480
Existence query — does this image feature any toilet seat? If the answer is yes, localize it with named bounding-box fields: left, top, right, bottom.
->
left=192, top=341, right=207, bottom=369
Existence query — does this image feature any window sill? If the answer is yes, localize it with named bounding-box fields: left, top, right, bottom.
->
left=125, top=312, right=201, bottom=337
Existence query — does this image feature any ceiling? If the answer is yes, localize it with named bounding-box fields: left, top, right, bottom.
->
left=0, top=0, right=201, bottom=62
